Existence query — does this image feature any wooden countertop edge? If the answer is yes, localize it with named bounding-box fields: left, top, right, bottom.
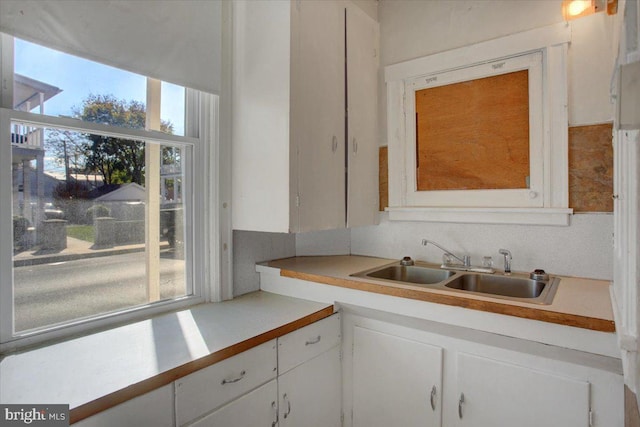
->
left=279, top=269, right=616, bottom=334
left=69, top=305, right=335, bottom=424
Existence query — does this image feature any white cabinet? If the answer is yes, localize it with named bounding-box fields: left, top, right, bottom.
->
left=279, top=345, right=342, bottom=427
left=74, top=385, right=174, bottom=427
left=455, top=353, right=589, bottom=427
left=343, top=313, right=623, bottom=427
left=175, top=339, right=277, bottom=426
left=189, top=380, right=278, bottom=427
left=232, top=0, right=378, bottom=233
left=352, top=326, right=442, bottom=427
left=172, top=314, right=341, bottom=427
left=278, top=313, right=342, bottom=427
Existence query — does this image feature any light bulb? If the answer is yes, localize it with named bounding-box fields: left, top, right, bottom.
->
left=568, top=0, right=590, bottom=16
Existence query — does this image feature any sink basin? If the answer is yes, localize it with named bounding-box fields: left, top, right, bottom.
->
left=353, top=263, right=454, bottom=285
left=443, top=273, right=559, bottom=304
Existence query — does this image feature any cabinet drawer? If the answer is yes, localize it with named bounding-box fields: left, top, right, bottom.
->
left=175, top=339, right=277, bottom=426
left=278, top=313, right=341, bottom=374
left=74, top=385, right=174, bottom=427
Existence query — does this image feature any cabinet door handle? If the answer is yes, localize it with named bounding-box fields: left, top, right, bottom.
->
left=305, top=335, right=321, bottom=346
left=221, top=370, right=246, bottom=385
left=332, top=135, right=338, bottom=153
left=271, top=401, right=278, bottom=427
left=430, top=385, right=437, bottom=411
left=352, top=137, right=358, bottom=154
left=283, top=393, right=291, bottom=419
left=458, top=393, right=465, bottom=419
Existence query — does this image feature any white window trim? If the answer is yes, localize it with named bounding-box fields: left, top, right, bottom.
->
left=385, top=22, right=573, bottom=226
left=0, top=29, right=230, bottom=351
left=405, top=52, right=544, bottom=208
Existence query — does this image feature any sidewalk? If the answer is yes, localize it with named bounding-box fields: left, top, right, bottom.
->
left=13, top=237, right=166, bottom=267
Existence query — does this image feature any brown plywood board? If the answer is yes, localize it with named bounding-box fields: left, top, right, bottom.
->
left=379, top=146, right=388, bottom=211
left=415, top=70, right=530, bottom=191
left=569, top=123, right=613, bottom=212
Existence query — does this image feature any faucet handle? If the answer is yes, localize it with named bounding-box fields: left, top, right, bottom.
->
left=462, top=255, right=471, bottom=267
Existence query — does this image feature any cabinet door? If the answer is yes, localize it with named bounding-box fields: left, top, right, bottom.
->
left=279, top=345, right=342, bottom=427
left=352, top=326, right=443, bottom=427
left=293, top=0, right=346, bottom=232
left=346, top=4, right=379, bottom=228
left=456, top=353, right=590, bottom=427
left=189, top=380, right=278, bottom=427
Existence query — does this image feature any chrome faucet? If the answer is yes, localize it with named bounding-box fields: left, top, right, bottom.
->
left=498, top=249, right=512, bottom=275
left=422, top=239, right=470, bottom=267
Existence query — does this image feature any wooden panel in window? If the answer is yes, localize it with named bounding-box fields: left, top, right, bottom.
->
left=415, top=70, right=530, bottom=191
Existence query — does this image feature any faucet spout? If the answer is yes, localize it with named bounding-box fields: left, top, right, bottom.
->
left=422, top=239, right=470, bottom=267
left=499, top=249, right=512, bottom=274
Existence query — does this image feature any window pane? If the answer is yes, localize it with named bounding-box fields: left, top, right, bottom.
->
left=13, top=37, right=186, bottom=136
left=162, top=81, right=185, bottom=137
left=11, top=122, right=188, bottom=333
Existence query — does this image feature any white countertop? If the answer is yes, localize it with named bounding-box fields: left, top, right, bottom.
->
left=0, top=291, right=333, bottom=421
left=258, top=255, right=621, bottom=359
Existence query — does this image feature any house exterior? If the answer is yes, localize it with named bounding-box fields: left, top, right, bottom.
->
left=10, top=74, right=62, bottom=231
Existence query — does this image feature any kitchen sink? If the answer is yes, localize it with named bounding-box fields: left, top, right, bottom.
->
left=352, top=263, right=454, bottom=285
left=443, top=273, right=559, bottom=304
left=351, top=260, right=559, bottom=305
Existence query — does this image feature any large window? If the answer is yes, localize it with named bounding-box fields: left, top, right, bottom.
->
left=1, top=35, right=213, bottom=350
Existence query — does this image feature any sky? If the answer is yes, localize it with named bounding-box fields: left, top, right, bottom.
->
left=14, top=38, right=185, bottom=136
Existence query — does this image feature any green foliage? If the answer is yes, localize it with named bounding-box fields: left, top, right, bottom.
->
left=66, top=225, right=95, bottom=243
left=53, top=181, right=91, bottom=200
left=49, top=93, right=176, bottom=186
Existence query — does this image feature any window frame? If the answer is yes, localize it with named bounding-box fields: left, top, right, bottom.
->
left=0, top=34, right=222, bottom=352
left=385, top=23, right=573, bottom=226
left=404, top=52, right=544, bottom=208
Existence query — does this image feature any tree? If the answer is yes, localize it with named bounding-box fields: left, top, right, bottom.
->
left=72, top=94, right=174, bottom=185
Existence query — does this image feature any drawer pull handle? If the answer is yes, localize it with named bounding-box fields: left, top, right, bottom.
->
left=458, top=393, right=465, bottom=419
left=221, top=370, right=246, bottom=385
left=430, top=385, right=437, bottom=411
left=305, top=335, right=321, bottom=346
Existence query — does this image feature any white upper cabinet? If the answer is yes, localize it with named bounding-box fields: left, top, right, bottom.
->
left=232, top=0, right=379, bottom=233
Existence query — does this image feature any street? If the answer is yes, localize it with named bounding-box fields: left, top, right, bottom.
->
left=14, top=252, right=186, bottom=332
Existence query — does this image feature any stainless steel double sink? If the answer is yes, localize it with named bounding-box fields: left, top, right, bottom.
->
left=351, top=261, right=559, bottom=305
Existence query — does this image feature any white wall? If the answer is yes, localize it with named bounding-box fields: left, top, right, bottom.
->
left=235, top=1, right=617, bottom=295
left=298, top=1, right=617, bottom=281
left=233, top=231, right=295, bottom=296
left=351, top=213, right=612, bottom=280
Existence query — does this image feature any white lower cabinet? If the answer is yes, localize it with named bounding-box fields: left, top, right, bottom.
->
left=189, top=380, right=278, bottom=427
left=278, top=313, right=342, bottom=427
left=74, top=385, right=174, bottom=427
left=352, top=326, right=442, bottom=427
left=175, top=339, right=278, bottom=426
left=344, top=312, right=623, bottom=427
left=456, top=352, right=589, bottom=427
left=174, top=314, right=342, bottom=427
left=279, top=345, right=342, bottom=427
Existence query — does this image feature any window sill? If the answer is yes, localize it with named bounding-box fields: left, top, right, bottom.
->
left=386, top=207, right=574, bottom=226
